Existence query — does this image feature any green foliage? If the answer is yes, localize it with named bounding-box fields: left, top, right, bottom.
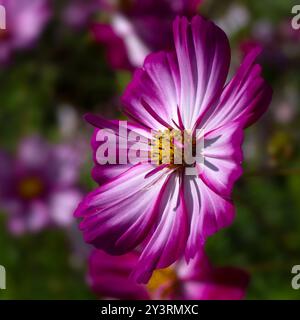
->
left=0, top=216, right=93, bottom=299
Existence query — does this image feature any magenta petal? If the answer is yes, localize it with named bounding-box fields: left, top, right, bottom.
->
left=204, top=266, right=250, bottom=300
left=122, top=15, right=231, bottom=131
left=122, top=51, right=180, bottom=130
left=177, top=251, right=249, bottom=300
left=183, top=266, right=249, bottom=300
left=199, top=47, right=272, bottom=131
left=91, top=164, right=133, bottom=185
left=184, top=173, right=235, bottom=260
left=132, top=172, right=188, bottom=283
left=200, top=121, right=244, bottom=198
left=85, top=114, right=153, bottom=139
left=87, top=119, right=151, bottom=184
left=87, top=116, right=151, bottom=182
left=88, top=249, right=149, bottom=300
left=173, top=16, right=230, bottom=128
left=75, top=163, right=172, bottom=255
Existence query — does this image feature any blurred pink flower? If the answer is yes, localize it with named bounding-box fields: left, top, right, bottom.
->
left=75, top=15, right=272, bottom=283
left=0, top=0, right=51, bottom=63
left=62, top=0, right=98, bottom=30
left=241, top=18, right=300, bottom=71
left=0, top=137, right=82, bottom=235
left=92, top=0, right=202, bottom=70
left=88, top=249, right=249, bottom=300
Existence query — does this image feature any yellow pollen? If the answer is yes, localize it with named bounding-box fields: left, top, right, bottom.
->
left=149, top=129, right=196, bottom=167
left=18, top=177, right=44, bottom=200
left=147, top=267, right=178, bottom=299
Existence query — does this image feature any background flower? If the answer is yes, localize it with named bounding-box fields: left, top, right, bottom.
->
left=88, top=249, right=249, bottom=300
left=92, top=0, right=203, bottom=69
left=0, top=137, right=83, bottom=235
left=0, top=0, right=51, bottom=63
left=62, top=0, right=99, bottom=30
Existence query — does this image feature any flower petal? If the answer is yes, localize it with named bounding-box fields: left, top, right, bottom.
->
left=198, top=47, right=272, bottom=131
left=122, top=51, right=180, bottom=130
left=173, top=16, right=231, bottom=129
left=86, top=116, right=152, bottom=184
left=88, top=249, right=149, bottom=300
left=184, top=174, right=235, bottom=260
left=75, top=163, right=172, bottom=255
left=199, top=121, right=244, bottom=197
left=184, top=266, right=250, bottom=300
left=132, top=172, right=188, bottom=283
left=122, top=15, right=231, bottom=131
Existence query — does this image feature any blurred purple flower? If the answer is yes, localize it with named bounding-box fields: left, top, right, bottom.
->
left=62, top=0, right=98, bottom=30
left=0, top=0, right=51, bottom=63
left=92, top=0, right=202, bottom=70
left=216, top=4, right=250, bottom=36
left=241, top=18, right=300, bottom=72
left=272, top=85, right=298, bottom=125
left=75, top=15, right=272, bottom=283
left=0, top=137, right=82, bottom=235
left=88, top=249, right=249, bottom=300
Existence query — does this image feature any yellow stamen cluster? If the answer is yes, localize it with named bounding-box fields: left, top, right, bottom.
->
left=147, top=267, right=179, bottom=299
left=18, top=177, right=44, bottom=200
left=150, top=129, right=198, bottom=167
left=150, top=129, right=183, bottom=166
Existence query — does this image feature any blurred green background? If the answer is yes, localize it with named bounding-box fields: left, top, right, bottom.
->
left=0, top=0, right=300, bottom=299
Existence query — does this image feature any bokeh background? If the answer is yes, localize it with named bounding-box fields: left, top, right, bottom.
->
left=0, top=0, right=300, bottom=299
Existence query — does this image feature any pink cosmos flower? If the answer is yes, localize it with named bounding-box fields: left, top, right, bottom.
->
left=75, top=15, right=272, bottom=283
left=92, top=0, right=202, bottom=69
left=88, top=249, right=249, bottom=300
left=0, top=0, right=50, bottom=63
left=0, top=137, right=82, bottom=235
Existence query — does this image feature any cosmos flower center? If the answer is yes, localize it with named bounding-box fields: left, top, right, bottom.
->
left=150, top=129, right=197, bottom=167
left=147, top=267, right=179, bottom=299
left=18, top=177, right=44, bottom=200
